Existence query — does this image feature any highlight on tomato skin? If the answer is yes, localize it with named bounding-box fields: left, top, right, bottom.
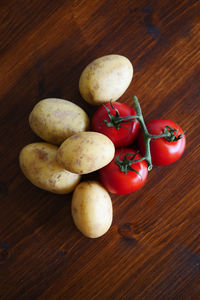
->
left=91, top=102, right=140, bottom=147
left=99, top=148, right=148, bottom=195
left=138, top=119, right=186, bottom=166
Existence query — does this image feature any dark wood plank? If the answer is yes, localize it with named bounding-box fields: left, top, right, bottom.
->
left=0, top=0, right=200, bottom=299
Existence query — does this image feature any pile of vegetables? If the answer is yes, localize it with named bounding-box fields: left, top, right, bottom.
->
left=19, top=54, right=186, bottom=239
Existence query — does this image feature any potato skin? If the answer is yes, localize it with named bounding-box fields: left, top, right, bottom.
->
left=29, top=98, right=90, bottom=145
left=19, top=143, right=81, bottom=194
left=72, top=181, right=113, bottom=238
left=56, top=131, right=115, bottom=174
left=79, top=54, right=133, bottom=105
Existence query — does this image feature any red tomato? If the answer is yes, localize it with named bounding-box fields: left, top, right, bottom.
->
left=99, top=148, right=148, bottom=195
left=138, top=119, right=186, bottom=165
left=91, top=102, right=140, bottom=147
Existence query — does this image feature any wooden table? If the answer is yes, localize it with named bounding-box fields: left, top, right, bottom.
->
left=1, top=0, right=200, bottom=299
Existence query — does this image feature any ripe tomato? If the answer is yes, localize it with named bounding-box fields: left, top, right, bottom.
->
left=99, top=148, right=148, bottom=195
left=138, top=119, right=186, bottom=165
left=91, top=102, right=140, bottom=147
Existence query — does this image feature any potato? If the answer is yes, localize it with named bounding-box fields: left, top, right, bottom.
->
left=79, top=54, right=133, bottom=105
left=29, top=98, right=90, bottom=145
left=56, top=131, right=115, bottom=174
left=72, top=181, right=113, bottom=238
left=19, top=142, right=81, bottom=194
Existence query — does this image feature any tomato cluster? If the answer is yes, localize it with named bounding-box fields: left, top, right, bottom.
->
left=92, top=100, right=186, bottom=195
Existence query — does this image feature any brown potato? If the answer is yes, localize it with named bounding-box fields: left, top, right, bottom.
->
left=29, top=98, right=90, bottom=145
left=71, top=181, right=113, bottom=238
left=79, top=54, right=133, bottom=105
left=19, top=142, right=81, bottom=194
left=56, top=131, right=115, bottom=174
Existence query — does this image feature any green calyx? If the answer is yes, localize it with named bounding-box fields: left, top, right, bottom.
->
left=115, top=151, right=142, bottom=177
left=162, top=125, right=184, bottom=142
left=103, top=101, right=137, bottom=130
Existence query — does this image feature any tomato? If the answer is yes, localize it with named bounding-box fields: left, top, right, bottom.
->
left=138, top=119, right=186, bottom=165
left=91, top=102, right=140, bottom=147
left=99, top=148, right=148, bottom=195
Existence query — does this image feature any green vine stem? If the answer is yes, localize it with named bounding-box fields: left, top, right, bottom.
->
left=129, top=96, right=184, bottom=171
left=130, top=96, right=153, bottom=170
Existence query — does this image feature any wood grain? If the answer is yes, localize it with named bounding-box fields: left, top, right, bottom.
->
left=0, top=0, right=200, bottom=299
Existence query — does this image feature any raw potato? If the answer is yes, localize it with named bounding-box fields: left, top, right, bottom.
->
left=72, top=181, right=113, bottom=238
left=56, top=131, right=115, bottom=174
left=29, top=98, right=90, bottom=145
left=79, top=54, right=133, bottom=105
left=19, top=143, right=81, bottom=194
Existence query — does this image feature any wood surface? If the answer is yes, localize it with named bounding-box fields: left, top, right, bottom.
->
left=0, top=0, right=200, bottom=299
